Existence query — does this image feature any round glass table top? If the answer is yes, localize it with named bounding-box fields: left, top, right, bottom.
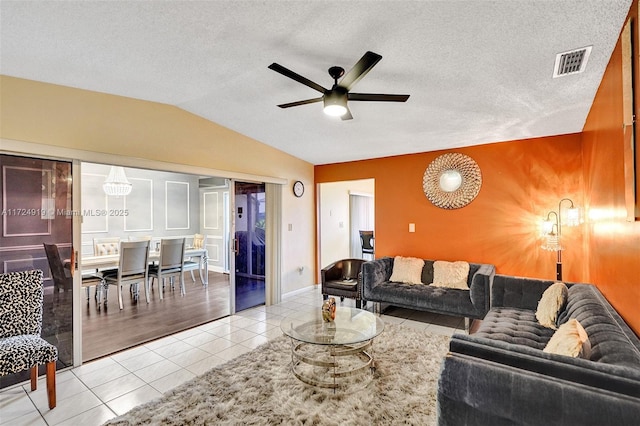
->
left=280, top=307, right=384, bottom=345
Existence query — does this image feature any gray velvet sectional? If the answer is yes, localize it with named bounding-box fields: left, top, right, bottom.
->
left=437, top=274, right=640, bottom=425
left=361, top=257, right=496, bottom=324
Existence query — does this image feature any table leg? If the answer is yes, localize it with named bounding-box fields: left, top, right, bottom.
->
left=200, top=251, right=208, bottom=287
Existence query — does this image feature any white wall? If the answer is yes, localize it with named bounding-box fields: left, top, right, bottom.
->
left=319, top=179, right=374, bottom=272
left=281, top=179, right=316, bottom=292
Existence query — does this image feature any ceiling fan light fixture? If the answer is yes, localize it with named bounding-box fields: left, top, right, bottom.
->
left=323, top=91, right=348, bottom=117
left=324, top=104, right=347, bottom=117
left=269, top=51, right=409, bottom=120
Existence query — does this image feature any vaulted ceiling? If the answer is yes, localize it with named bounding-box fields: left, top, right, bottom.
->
left=0, top=1, right=632, bottom=165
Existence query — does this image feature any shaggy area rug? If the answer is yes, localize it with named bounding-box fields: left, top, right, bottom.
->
left=104, top=324, right=451, bottom=425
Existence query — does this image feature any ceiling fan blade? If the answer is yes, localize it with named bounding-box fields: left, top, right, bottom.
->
left=339, top=51, right=382, bottom=91
left=268, top=63, right=326, bottom=94
left=277, top=97, right=323, bottom=108
left=341, top=107, right=353, bottom=121
left=348, top=93, right=410, bottom=102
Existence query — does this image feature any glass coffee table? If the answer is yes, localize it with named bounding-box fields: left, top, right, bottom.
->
left=280, top=306, right=384, bottom=390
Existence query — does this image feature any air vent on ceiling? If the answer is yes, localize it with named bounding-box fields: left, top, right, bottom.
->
left=553, top=46, right=592, bottom=78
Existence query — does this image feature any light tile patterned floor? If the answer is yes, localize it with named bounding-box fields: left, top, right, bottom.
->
left=0, top=286, right=466, bottom=425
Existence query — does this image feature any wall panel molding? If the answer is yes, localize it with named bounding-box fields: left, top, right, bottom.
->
left=165, top=181, right=189, bottom=230
left=203, top=191, right=219, bottom=230
left=124, top=177, right=154, bottom=231
left=3, top=166, right=52, bottom=236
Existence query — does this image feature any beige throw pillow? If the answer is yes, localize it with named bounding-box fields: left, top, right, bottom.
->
left=431, top=261, right=470, bottom=289
left=389, top=256, right=424, bottom=284
left=543, top=319, right=591, bottom=359
left=536, top=282, right=568, bottom=329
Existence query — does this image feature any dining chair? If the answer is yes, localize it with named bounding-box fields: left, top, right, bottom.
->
left=0, top=270, right=58, bottom=409
left=359, top=230, right=375, bottom=260
left=148, top=237, right=186, bottom=299
left=43, top=243, right=104, bottom=301
left=183, top=234, right=206, bottom=285
left=102, top=240, right=150, bottom=310
left=93, top=237, right=121, bottom=256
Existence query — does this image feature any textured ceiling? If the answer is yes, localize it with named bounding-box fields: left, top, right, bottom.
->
left=0, top=1, right=632, bottom=165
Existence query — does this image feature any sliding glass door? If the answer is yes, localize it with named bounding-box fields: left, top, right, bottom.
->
left=233, top=181, right=266, bottom=311
left=0, top=154, right=74, bottom=389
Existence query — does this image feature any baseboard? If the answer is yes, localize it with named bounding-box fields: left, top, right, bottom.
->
left=283, top=284, right=316, bottom=298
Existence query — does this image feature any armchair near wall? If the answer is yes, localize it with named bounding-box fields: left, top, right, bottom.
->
left=321, top=259, right=366, bottom=308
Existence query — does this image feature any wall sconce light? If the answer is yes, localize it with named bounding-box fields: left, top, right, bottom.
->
left=541, top=198, right=580, bottom=280
left=103, top=166, right=132, bottom=197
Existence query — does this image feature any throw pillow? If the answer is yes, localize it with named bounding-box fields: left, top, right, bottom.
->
left=543, top=318, right=591, bottom=359
left=389, top=256, right=425, bottom=284
left=536, top=282, right=568, bottom=329
left=431, top=260, right=470, bottom=289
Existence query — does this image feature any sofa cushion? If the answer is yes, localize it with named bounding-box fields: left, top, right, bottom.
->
left=366, top=281, right=475, bottom=317
left=535, top=282, right=568, bottom=329
left=544, top=318, right=591, bottom=359
left=432, top=261, right=469, bottom=289
left=389, top=256, right=424, bottom=284
left=475, top=307, right=555, bottom=350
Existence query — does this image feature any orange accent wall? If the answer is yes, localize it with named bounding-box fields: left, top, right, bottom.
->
left=582, top=0, right=640, bottom=335
left=316, top=133, right=584, bottom=281
left=316, top=1, right=640, bottom=336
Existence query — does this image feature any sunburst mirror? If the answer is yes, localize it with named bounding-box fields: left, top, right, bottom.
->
left=422, top=153, right=482, bottom=209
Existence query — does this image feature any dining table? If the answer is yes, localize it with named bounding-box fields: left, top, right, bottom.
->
left=79, top=247, right=209, bottom=286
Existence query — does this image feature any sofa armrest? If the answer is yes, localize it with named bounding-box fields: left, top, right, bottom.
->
left=438, top=350, right=640, bottom=426
left=448, top=334, right=640, bottom=396
left=438, top=334, right=640, bottom=425
left=468, top=264, right=495, bottom=316
left=361, top=257, right=393, bottom=300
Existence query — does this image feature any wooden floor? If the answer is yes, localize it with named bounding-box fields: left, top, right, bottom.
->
left=82, top=271, right=231, bottom=361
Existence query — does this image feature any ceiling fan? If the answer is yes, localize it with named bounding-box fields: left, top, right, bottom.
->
left=268, top=51, right=410, bottom=120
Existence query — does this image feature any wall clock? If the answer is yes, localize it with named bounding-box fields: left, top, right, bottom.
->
left=293, top=180, right=304, bottom=197
left=422, top=153, right=482, bottom=209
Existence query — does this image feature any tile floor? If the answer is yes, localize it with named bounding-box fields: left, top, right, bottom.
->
left=0, top=286, right=466, bottom=426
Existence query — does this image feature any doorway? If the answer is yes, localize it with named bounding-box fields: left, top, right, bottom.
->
left=233, top=181, right=266, bottom=311
left=79, top=162, right=232, bottom=361
left=318, top=179, right=375, bottom=274
left=349, top=193, right=375, bottom=259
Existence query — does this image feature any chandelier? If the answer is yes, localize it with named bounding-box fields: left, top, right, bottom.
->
left=103, top=166, right=132, bottom=196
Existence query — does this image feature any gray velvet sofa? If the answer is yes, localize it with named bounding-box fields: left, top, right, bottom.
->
left=437, top=274, right=640, bottom=425
left=361, top=257, right=496, bottom=326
